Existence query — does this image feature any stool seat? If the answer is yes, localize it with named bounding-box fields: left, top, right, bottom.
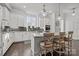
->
left=44, top=44, right=53, bottom=48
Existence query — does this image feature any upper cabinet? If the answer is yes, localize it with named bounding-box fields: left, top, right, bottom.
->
left=17, top=15, right=24, bottom=26
left=10, top=13, right=18, bottom=28
left=2, top=7, right=10, bottom=26
left=3, top=7, right=9, bottom=20
left=0, top=5, right=3, bottom=26
left=0, top=5, right=3, bottom=56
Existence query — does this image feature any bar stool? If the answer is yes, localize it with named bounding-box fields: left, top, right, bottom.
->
left=68, top=31, right=73, bottom=56
left=40, top=33, right=54, bottom=56
left=53, top=32, right=66, bottom=56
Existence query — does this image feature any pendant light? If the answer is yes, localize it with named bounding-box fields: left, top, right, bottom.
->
left=72, top=8, right=76, bottom=16
left=57, top=3, right=62, bottom=20
left=42, top=4, right=47, bottom=16
left=40, top=4, right=52, bottom=17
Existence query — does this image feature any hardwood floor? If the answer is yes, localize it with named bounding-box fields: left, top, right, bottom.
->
left=4, top=40, right=79, bottom=56
left=72, top=40, right=79, bottom=56
left=4, top=42, right=31, bottom=56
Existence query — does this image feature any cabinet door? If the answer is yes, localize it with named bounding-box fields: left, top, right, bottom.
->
left=10, top=13, right=15, bottom=28
left=0, top=5, right=3, bottom=48
left=3, top=7, right=9, bottom=20
left=18, top=15, right=22, bottom=26
left=14, top=32, right=23, bottom=42
left=2, top=7, right=9, bottom=26
left=5, top=7, right=9, bottom=22
left=9, top=32, right=14, bottom=44
left=3, top=33, right=10, bottom=55
left=0, top=5, right=2, bottom=22
left=10, top=13, right=18, bottom=28
left=28, top=32, right=33, bottom=40
left=23, top=32, right=28, bottom=41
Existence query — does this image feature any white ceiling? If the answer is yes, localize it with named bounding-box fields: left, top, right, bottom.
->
left=7, top=3, right=79, bottom=15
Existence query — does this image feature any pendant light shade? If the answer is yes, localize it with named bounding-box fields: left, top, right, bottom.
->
left=57, top=3, right=62, bottom=20
left=57, top=15, right=61, bottom=20
left=40, top=4, right=52, bottom=17
left=72, top=8, right=76, bottom=16
left=41, top=4, right=47, bottom=16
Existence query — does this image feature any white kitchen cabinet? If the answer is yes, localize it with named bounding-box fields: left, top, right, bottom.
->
left=11, top=13, right=16, bottom=28
left=0, top=5, right=2, bottom=22
left=8, top=11, right=11, bottom=27
left=0, top=5, right=3, bottom=56
left=9, top=32, right=14, bottom=43
left=14, top=32, right=28, bottom=42
left=2, top=32, right=14, bottom=55
left=0, top=5, right=19, bottom=55
left=23, top=32, right=28, bottom=41
left=10, top=13, right=18, bottom=28
left=14, top=32, right=34, bottom=42
left=17, top=15, right=24, bottom=26
left=1, top=6, right=14, bottom=55
left=23, top=32, right=33, bottom=41
left=10, top=13, right=26, bottom=28
left=5, top=7, right=9, bottom=22
left=14, top=32, right=23, bottom=42
left=2, top=7, right=9, bottom=20
left=28, top=32, right=33, bottom=40
left=2, top=7, right=9, bottom=27
left=17, top=15, right=21, bottom=26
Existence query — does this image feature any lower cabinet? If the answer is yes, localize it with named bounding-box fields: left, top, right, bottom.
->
left=23, top=32, right=28, bottom=41
left=2, top=31, right=34, bottom=55
left=14, top=32, right=23, bottom=42
left=14, top=32, right=34, bottom=42
left=2, top=32, right=14, bottom=55
left=23, top=32, right=33, bottom=41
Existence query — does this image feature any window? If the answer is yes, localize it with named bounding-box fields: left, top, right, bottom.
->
left=27, top=15, right=37, bottom=27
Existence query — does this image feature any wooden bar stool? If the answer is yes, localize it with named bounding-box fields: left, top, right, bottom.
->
left=40, top=33, right=54, bottom=56
left=59, top=32, right=66, bottom=56
left=68, top=31, right=73, bottom=56
left=53, top=32, right=66, bottom=56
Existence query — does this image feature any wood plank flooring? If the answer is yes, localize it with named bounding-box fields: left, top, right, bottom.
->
left=4, top=40, right=79, bottom=56
left=4, top=42, right=31, bottom=56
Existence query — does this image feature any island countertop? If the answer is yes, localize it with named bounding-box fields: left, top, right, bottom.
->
left=33, top=32, right=44, bottom=37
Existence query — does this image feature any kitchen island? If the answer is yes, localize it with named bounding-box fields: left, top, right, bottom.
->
left=31, top=32, right=44, bottom=56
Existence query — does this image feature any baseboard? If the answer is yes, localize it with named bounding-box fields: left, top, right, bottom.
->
left=3, top=42, right=14, bottom=56
left=13, top=41, right=24, bottom=44
left=24, top=40, right=31, bottom=44
left=14, top=40, right=31, bottom=44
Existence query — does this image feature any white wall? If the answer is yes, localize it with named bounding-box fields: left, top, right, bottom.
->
left=65, top=14, right=79, bottom=40
left=49, top=13, right=55, bottom=32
